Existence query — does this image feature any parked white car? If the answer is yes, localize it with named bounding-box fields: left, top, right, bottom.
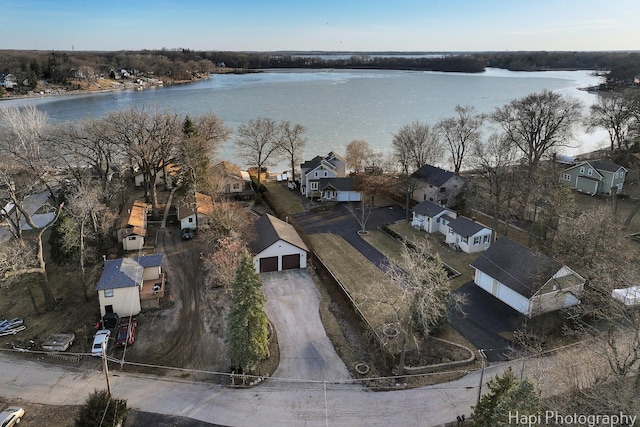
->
left=91, top=329, right=111, bottom=356
left=0, top=406, right=24, bottom=427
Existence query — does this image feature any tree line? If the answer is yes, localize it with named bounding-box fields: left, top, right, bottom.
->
left=3, top=49, right=640, bottom=96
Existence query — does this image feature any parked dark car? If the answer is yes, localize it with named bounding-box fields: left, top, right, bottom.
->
left=182, top=228, right=193, bottom=240
left=101, top=313, right=119, bottom=329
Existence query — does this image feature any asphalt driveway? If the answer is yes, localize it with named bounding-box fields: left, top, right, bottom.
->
left=293, top=203, right=407, bottom=268
left=261, top=269, right=352, bottom=383
left=450, top=281, right=524, bottom=362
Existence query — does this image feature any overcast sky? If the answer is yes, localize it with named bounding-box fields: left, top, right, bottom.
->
left=2, top=0, right=638, bottom=52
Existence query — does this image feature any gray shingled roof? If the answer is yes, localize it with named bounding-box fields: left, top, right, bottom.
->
left=411, top=164, right=456, bottom=186
left=96, top=255, right=162, bottom=290
left=319, top=177, right=355, bottom=191
left=97, top=258, right=143, bottom=290
left=412, top=200, right=449, bottom=217
left=590, top=159, right=625, bottom=173
left=252, top=214, right=308, bottom=254
left=448, top=216, right=488, bottom=237
left=470, top=237, right=563, bottom=298
left=135, top=254, right=163, bottom=268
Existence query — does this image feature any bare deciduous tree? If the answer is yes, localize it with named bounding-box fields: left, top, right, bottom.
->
left=470, top=133, right=522, bottom=236
left=103, top=107, right=182, bottom=218
left=587, top=91, right=638, bottom=151
left=392, top=120, right=444, bottom=174
left=491, top=90, right=583, bottom=170
left=235, top=117, right=282, bottom=191
left=344, top=139, right=371, bottom=173
left=436, top=105, right=483, bottom=174
left=279, top=121, right=307, bottom=183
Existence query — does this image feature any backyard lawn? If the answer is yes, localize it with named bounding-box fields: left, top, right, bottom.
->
left=263, top=181, right=305, bottom=215
left=308, top=233, right=408, bottom=345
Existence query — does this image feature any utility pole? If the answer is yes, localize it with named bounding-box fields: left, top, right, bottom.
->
left=476, top=349, right=486, bottom=406
left=102, top=340, right=112, bottom=397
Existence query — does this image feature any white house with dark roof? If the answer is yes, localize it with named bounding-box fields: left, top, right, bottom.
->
left=559, top=159, right=627, bottom=195
left=470, top=237, right=585, bottom=317
left=96, top=254, right=165, bottom=317
left=411, top=200, right=457, bottom=233
left=299, top=152, right=347, bottom=199
left=319, top=177, right=362, bottom=202
left=445, top=216, right=492, bottom=253
left=411, top=164, right=465, bottom=207
left=251, top=214, right=308, bottom=273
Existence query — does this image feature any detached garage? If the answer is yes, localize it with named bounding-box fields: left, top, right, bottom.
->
left=252, top=213, right=308, bottom=273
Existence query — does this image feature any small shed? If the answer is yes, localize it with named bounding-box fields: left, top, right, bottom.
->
left=252, top=214, right=308, bottom=273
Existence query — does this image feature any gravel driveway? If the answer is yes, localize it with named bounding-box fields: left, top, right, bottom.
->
left=261, top=269, right=352, bottom=383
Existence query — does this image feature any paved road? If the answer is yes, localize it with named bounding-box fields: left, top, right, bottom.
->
left=0, top=351, right=510, bottom=426
left=262, top=269, right=352, bottom=383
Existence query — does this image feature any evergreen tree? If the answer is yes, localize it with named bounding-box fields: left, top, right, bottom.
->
left=227, top=250, right=270, bottom=373
left=75, top=389, right=127, bottom=427
left=472, top=367, right=541, bottom=426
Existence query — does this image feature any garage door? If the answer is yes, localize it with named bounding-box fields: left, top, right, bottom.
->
left=282, top=254, right=300, bottom=270
left=260, top=256, right=278, bottom=273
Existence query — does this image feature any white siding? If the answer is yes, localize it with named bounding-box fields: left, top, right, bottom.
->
left=122, top=235, right=144, bottom=251
left=98, top=287, right=141, bottom=318
left=473, top=269, right=531, bottom=315
left=181, top=214, right=197, bottom=230
left=253, top=240, right=308, bottom=273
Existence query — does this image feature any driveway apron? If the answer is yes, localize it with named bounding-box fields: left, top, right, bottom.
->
left=261, top=269, right=352, bottom=383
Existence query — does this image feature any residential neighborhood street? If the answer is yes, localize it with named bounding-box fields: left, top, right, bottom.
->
left=0, top=351, right=510, bottom=426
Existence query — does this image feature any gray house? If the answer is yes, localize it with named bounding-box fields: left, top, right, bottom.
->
left=411, top=164, right=465, bottom=207
left=299, top=152, right=347, bottom=199
left=470, top=237, right=585, bottom=317
left=560, top=159, right=627, bottom=195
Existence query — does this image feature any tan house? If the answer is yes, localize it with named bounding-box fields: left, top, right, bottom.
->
left=96, top=254, right=166, bottom=317
left=212, top=161, right=254, bottom=200
left=178, top=192, right=215, bottom=230
left=115, top=200, right=150, bottom=251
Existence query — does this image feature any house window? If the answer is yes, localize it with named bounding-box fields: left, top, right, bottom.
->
left=473, top=236, right=480, bottom=245
left=587, top=169, right=593, bottom=176
left=620, top=172, right=624, bottom=178
left=614, top=172, right=619, bottom=179
left=562, top=174, right=571, bottom=181
left=233, top=183, right=240, bottom=189
left=448, top=228, right=454, bottom=235
left=104, top=289, right=114, bottom=298
left=462, top=236, right=468, bottom=244
left=188, top=217, right=193, bottom=223
left=579, top=166, right=585, bottom=173
left=429, top=197, right=434, bottom=202
left=311, top=182, right=318, bottom=190
left=128, top=236, right=136, bottom=241
left=483, top=235, right=490, bottom=243
left=324, top=171, right=327, bottom=177
left=440, top=187, right=446, bottom=193
left=423, top=194, right=427, bottom=201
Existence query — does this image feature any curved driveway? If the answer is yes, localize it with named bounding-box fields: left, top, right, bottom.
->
left=261, top=269, right=352, bottom=383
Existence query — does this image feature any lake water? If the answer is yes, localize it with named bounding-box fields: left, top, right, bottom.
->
left=2, top=68, right=608, bottom=170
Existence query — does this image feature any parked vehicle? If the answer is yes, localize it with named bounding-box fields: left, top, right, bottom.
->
left=182, top=228, right=193, bottom=240
left=91, top=329, right=111, bottom=356
left=115, top=318, right=137, bottom=347
left=0, top=406, right=24, bottom=427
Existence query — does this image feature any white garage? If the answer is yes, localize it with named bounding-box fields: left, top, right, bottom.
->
left=252, top=213, right=308, bottom=273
